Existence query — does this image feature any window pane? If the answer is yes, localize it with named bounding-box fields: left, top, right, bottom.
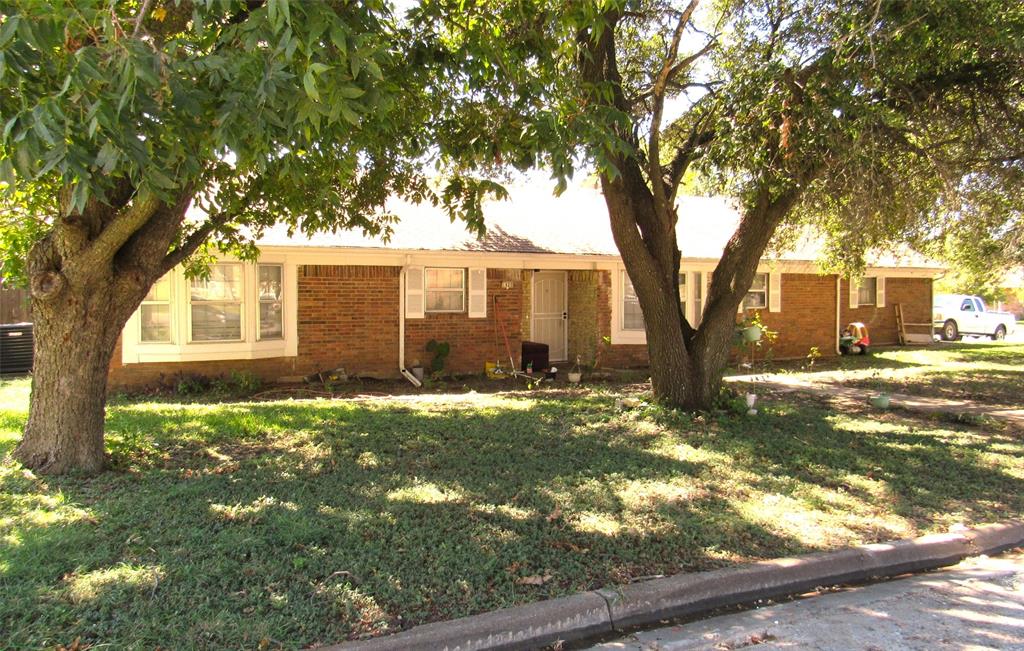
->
left=744, top=290, right=767, bottom=309
left=259, top=301, right=283, bottom=339
left=140, top=304, right=171, bottom=342
left=426, top=289, right=464, bottom=312
left=191, top=264, right=243, bottom=301
left=145, top=274, right=171, bottom=302
left=623, top=274, right=645, bottom=330
left=258, top=265, right=282, bottom=300
left=858, top=278, right=877, bottom=305
left=426, top=268, right=464, bottom=290
left=191, top=303, right=242, bottom=341
left=750, top=273, right=767, bottom=290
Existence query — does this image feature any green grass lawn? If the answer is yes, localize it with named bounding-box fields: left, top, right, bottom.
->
left=2, top=376, right=1022, bottom=649
left=745, top=342, right=1024, bottom=406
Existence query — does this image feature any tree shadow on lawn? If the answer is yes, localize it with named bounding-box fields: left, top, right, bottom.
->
left=939, top=341, right=1024, bottom=366
left=707, top=398, right=1024, bottom=527
left=2, top=393, right=1022, bottom=649
left=842, top=368, right=1024, bottom=406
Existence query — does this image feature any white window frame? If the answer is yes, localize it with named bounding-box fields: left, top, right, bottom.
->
left=743, top=272, right=769, bottom=310
left=139, top=274, right=173, bottom=343
left=424, top=267, right=466, bottom=313
left=188, top=262, right=245, bottom=343
left=256, top=263, right=285, bottom=341
left=121, top=257, right=298, bottom=364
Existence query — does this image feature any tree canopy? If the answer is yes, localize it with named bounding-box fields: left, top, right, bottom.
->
left=407, top=0, right=1024, bottom=407
left=0, top=0, right=502, bottom=285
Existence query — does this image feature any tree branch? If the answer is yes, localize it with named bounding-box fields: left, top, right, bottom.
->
left=159, top=213, right=229, bottom=274
left=65, top=192, right=162, bottom=280
left=132, top=0, right=156, bottom=37
left=648, top=0, right=699, bottom=226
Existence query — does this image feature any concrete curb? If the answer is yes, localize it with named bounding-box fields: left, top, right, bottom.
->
left=321, top=522, right=1024, bottom=651
left=320, top=592, right=611, bottom=651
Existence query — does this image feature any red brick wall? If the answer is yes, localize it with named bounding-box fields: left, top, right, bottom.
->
left=839, top=277, right=932, bottom=346
left=405, top=269, right=523, bottom=374
left=747, top=273, right=839, bottom=360
left=297, top=265, right=400, bottom=374
left=594, top=270, right=650, bottom=368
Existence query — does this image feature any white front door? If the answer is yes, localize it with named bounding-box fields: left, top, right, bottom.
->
left=532, top=271, right=568, bottom=361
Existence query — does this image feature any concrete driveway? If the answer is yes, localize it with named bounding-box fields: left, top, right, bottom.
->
left=589, top=551, right=1024, bottom=651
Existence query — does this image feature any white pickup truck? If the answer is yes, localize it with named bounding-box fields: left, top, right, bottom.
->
left=933, top=294, right=1017, bottom=341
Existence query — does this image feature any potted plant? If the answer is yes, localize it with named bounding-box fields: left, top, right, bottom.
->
left=868, top=371, right=891, bottom=409
left=568, top=356, right=583, bottom=384
left=736, top=313, right=768, bottom=344
left=869, top=393, right=891, bottom=409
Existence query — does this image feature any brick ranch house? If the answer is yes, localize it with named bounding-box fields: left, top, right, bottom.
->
left=109, top=185, right=940, bottom=388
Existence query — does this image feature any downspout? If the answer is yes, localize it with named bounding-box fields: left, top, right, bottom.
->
left=835, top=275, right=842, bottom=355
left=399, top=266, right=422, bottom=387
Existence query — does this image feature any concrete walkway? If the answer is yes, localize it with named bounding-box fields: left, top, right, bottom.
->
left=725, top=374, right=1024, bottom=428
left=588, top=551, right=1024, bottom=651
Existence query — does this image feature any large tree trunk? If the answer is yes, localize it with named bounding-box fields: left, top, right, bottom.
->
left=14, top=275, right=128, bottom=474
left=600, top=163, right=796, bottom=412
left=13, top=189, right=196, bottom=475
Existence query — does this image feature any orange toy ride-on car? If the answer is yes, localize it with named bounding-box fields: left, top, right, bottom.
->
left=839, top=322, right=870, bottom=355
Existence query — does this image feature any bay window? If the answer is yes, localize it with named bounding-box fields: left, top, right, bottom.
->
left=123, top=259, right=296, bottom=364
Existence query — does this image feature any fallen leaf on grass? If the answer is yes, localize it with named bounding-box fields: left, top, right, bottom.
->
left=516, top=574, right=553, bottom=586
left=546, top=506, right=563, bottom=522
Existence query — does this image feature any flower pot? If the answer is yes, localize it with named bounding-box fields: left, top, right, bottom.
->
left=869, top=393, right=891, bottom=409
left=411, top=367, right=424, bottom=382
left=745, top=393, right=757, bottom=409
left=741, top=325, right=763, bottom=343
left=568, top=371, right=582, bottom=384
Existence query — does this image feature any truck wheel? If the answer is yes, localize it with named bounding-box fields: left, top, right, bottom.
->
left=992, top=325, right=1006, bottom=341
left=942, top=320, right=959, bottom=341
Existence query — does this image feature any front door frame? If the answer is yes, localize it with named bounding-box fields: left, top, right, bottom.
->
left=530, top=270, right=569, bottom=362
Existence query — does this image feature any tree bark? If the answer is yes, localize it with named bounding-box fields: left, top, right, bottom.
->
left=14, top=272, right=128, bottom=474
left=600, top=167, right=728, bottom=411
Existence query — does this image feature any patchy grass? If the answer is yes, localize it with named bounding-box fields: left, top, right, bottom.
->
left=743, top=342, right=1024, bottom=407
left=1, top=376, right=1022, bottom=649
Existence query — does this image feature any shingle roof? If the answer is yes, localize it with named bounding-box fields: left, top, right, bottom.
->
left=254, top=182, right=941, bottom=268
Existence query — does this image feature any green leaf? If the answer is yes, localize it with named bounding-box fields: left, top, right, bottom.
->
left=365, top=60, right=383, bottom=81
left=146, top=167, right=178, bottom=190
left=0, top=157, right=14, bottom=187
left=340, top=103, right=360, bottom=126
left=0, top=16, right=21, bottom=48
left=336, top=85, right=365, bottom=99
left=302, top=69, right=320, bottom=102
left=95, top=141, right=119, bottom=174
left=329, top=24, right=347, bottom=55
